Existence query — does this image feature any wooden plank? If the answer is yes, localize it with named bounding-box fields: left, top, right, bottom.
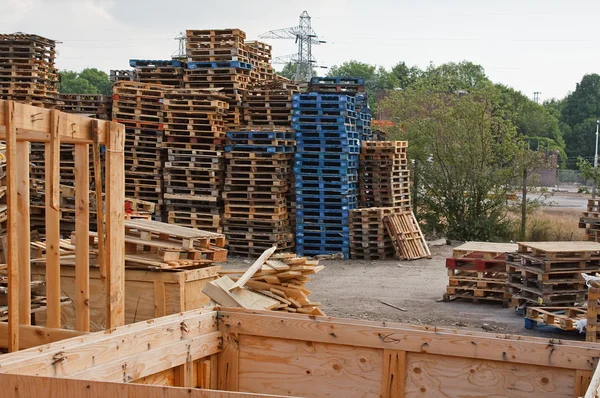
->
left=75, top=143, right=90, bottom=332
left=16, top=140, right=30, bottom=326
left=382, top=350, right=406, bottom=398
left=0, top=373, right=282, bottom=398
left=66, top=332, right=221, bottom=383
left=105, top=121, right=125, bottom=328
left=91, top=121, right=107, bottom=292
left=209, top=276, right=279, bottom=310
left=218, top=310, right=600, bottom=370
left=0, top=322, right=85, bottom=350
left=125, top=219, right=221, bottom=240
left=0, top=310, right=218, bottom=376
left=518, top=241, right=600, bottom=253
left=154, top=281, right=167, bottom=317
left=0, top=100, right=118, bottom=144
left=218, top=333, right=239, bottom=391
left=5, top=100, right=19, bottom=352
left=452, top=242, right=518, bottom=256
left=203, top=278, right=242, bottom=308
left=237, top=334, right=382, bottom=397
left=174, top=356, right=196, bottom=388
left=45, top=109, right=61, bottom=329
left=576, top=370, right=594, bottom=398
left=588, top=288, right=600, bottom=342
left=404, top=352, right=575, bottom=397
left=229, top=246, right=277, bottom=291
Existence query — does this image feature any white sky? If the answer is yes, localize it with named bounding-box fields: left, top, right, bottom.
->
left=1, top=0, right=597, bottom=101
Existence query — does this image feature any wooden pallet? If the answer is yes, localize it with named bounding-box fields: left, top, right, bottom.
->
left=383, top=211, right=430, bottom=260
left=525, top=306, right=586, bottom=331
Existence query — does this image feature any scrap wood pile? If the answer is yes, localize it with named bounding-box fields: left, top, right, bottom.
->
left=0, top=33, right=57, bottom=107
left=204, top=247, right=325, bottom=315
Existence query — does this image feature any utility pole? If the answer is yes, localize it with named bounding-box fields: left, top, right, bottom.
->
left=260, top=11, right=325, bottom=82
left=533, top=92, right=541, bottom=104
left=172, top=32, right=187, bottom=60
left=593, top=120, right=600, bottom=198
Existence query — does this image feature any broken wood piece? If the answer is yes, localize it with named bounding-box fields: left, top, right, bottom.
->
left=204, top=276, right=279, bottom=310
left=379, top=300, right=407, bottom=312
left=229, top=246, right=276, bottom=291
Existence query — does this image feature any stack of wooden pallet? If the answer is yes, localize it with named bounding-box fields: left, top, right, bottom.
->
left=359, top=141, right=411, bottom=209
left=131, top=59, right=185, bottom=87
left=162, top=88, right=229, bottom=232
left=580, top=199, right=600, bottom=242
left=443, top=242, right=517, bottom=306
left=507, top=242, right=600, bottom=308
left=245, top=41, right=275, bottom=82
left=204, top=248, right=325, bottom=315
left=223, top=128, right=295, bottom=256
left=0, top=33, right=57, bottom=107
left=112, top=81, right=166, bottom=218
left=349, top=207, right=401, bottom=260
left=55, top=94, right=110, bottom=119
left=308, top=76, right=366, bottom=94
left=185, top=29, right=250, bottom=128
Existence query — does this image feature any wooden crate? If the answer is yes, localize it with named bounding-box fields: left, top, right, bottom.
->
left=33, top=265, right=219, bottom=331
left=1, top=308, right=600, bottom=397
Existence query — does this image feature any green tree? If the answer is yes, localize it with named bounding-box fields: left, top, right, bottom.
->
left=276, top=62, right=316, bottom=81
left=58, top=68, right=111, bottom=95
left=380, top=84, right=523, bottom=241
left=419, top=61, right=490, bottom=92
left=561, top=74, right=600, bottom=127
left=79, top=68, right=112, bottom=95
left=390, top=62, right=421, bottom=89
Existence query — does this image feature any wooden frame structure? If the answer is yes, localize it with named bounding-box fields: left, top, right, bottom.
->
left=0, top=100, right=125, bottom=351
left=1, top=307, right=600, bottom=397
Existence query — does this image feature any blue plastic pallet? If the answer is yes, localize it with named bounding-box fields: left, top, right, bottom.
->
left=296, top=209, right=353, bottom=218
left=296, top=138, right=361, bottom=148
left=296, top=219, right=350, bottom=228
left=130, top=59, right=185, bottom=68
left=297, top=239, right=350, bottom=247
left=293, top=123, right=357, bottom=132
left=292, top=115, right=356, bottom=125
left=294, top=152, right=357, bottom=161
left=292, top=102, right=356, bottom=112
left=227, top=131, right=294, bottom=140
left=224, top=145, right=293, bottom=153
left=293, top=93, right=355, bottom=102
left=293, top=109, right=356, bottom=117
left=295, top=177, right=358, bottom=186
left=296, top=224, right=350, bottom=233
left=294, top=159, right=358, bottom=169
left=187, top=61, right=252, bottom=70
left=296, top=196, right=358, bottom=205
left=296, top=131, right=361, bottom=141
left=310, top=76, right=365, bottom=85
left=296, top=145, right=360, bottom=154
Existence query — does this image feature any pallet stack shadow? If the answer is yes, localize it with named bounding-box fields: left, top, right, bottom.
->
left=580, top=199, right=600, bottom=242
left=506, top=242, right=600, bottom=308
left=162, top=89, right=229, bottom=232
left=293, top=93, right=359, bottom=258
left=0, top=33, right=57, bottom=107
left=112, top=81, right=166, bottom=219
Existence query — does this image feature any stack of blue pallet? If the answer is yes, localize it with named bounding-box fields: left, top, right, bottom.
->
left=355, top=94, right=373, bottom=141
left=292, top=92, right=360, bottom=258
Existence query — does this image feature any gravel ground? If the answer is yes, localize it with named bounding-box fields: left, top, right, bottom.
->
left=224, top=244, right=586, bottom=340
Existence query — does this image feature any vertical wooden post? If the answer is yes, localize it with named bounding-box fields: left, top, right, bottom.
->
left=75, top=143, right=90, bottom=332
left=382, top=350, right=407, bottom=398
left=153, top=281, right=166, bottom=318
left=174, top=354, right=195, bottom=388
left=105, top=122, right=125, bottom=328
left=45, top=109, right=61, bottom=329
left=5, top=100, right=19, bottom=351
left=16, top=141, right=31, bottom=325
left=217, top=333, right=239, bottom=391
left=91, top=121, right=106, bottom=288
left=587, top=288, right=600, bottom=342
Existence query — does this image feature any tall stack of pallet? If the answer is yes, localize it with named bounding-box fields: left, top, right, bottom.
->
left=110, top=70, right=133, bottom=83
left=506, top=242, right=600, bottom=308
left=359, top=141, right=411, bottom=209
left=55, top=94, right=110, bottom=119
left=185, top=29, right=250, bottom=128
left=112, top=81, right=166, bottom=218
left=162, top=89, right=229, bottom=232
left=223, top=130, right=295, bottom=256
left=245, top=41, right=275, bottom=82
left=355, top=93, right=372, bottom=140
left=0, top=33, right=57, bottom=107
left=580, top=199, right=600, bottom=242
left=293, top=92, right=359, bottom=258
left=131, top=59, right=185, bottom=87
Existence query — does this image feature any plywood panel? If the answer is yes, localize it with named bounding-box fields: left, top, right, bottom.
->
left=238, top=335, right=382, bottom=397
left=404, top=352, right=576, bottom=398
left=133, top=368, right=176, bottom=386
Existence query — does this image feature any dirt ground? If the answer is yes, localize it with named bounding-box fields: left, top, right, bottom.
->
left=225, top=244, right=587, bottom=341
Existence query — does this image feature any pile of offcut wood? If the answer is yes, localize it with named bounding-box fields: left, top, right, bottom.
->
left=203, top=247, right=325, bottom=316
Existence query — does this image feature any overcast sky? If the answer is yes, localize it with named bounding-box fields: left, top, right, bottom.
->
left=1, top=0, right=597, bottom=101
